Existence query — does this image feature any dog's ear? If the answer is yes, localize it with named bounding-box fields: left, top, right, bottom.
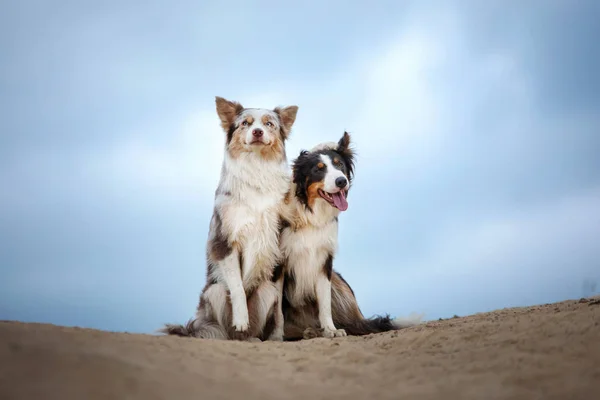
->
left=337, top=131, right=351, bottom=152
left=292, top=149, right=310, bottom=176
left=291, top=151, right=311, bottom=209
left=274, top=105, right=299, bottom=139
left=215, top=96, right=244, bottom=132
left=337, top=131, right=355, bottom=180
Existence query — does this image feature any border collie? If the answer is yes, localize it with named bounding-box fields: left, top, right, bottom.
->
left=162, top=96, right=298, bottom=341
left=279, top=132, right=421, bottom=340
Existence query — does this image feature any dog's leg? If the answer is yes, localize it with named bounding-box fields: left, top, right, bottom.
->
left=201, top=283, right=230, bottom=327
left=202, top=282, right=280, bottom=342
left=246, top=281, right=280, bottom=340
left=265, top=271, right=284, bottom=341
left=220, top=249, right=249, bottom=338
left=316, top=273, right=347, bottom=338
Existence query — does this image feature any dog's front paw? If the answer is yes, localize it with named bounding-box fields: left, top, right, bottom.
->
left=323, top=328, right=347, bottom=338
left=231, top=317, right=250, bottom=341
left=232, top=314, right=249, bottom=333
left=233, top=321, right=249, bottom=332
left=231, top=329, right=250, bottom=341
left=303, top=327, right=323, bottom=340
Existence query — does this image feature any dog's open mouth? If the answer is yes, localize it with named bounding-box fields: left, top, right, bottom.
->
left=318, top=189, right=348, bottom=211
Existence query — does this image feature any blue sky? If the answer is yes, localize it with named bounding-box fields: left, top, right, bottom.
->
left=1, top=1, right=599, bottom=333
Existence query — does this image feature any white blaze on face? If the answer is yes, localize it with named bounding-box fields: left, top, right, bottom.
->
left=235, top=109, right=280, bottom=146
left=320, top=154, right=349, bottom=193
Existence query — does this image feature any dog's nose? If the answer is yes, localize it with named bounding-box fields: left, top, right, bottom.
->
left=335, top=176, right=347, bottom=188
left=252, top=128, right=263, bottom=138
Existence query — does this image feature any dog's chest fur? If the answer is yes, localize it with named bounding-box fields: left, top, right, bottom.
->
left=214, top=154, right=290, bottom=289
left=281, top=200, right=339, bottom=306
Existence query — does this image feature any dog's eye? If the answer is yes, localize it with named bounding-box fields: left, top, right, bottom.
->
left=265, top=121, right=274, bottom=127
left=241, top=121, right=249, bottom=127
left=300, top=150, right=309, bottom=156
left=317, top=162, right=325, bottom=169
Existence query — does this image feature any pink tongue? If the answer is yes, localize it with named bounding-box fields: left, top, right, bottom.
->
left=332, top=191, right=348, bottom=211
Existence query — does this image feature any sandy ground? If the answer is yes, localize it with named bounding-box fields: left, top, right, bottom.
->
left=1, top=297, right=599, bottom=400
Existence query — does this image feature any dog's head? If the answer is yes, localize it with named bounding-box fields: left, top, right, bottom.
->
left=292, top=132, right=355, bottom=212
left=215, top=96, right=298, bottom=162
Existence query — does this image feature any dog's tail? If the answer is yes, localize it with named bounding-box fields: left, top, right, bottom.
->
left=331, top=271, right=423, bottom=336
left=159, top=317, right=228, bottom=340
left=334, top=313, right=423, bottom=336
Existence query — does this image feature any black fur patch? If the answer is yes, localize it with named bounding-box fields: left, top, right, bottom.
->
left=278, top=127, right=288, bottom=142
left=292, top=151, right=327, bottom=209
left=282, top=269, right=296, bottom=304
left=323, top=254, right=333, bottom=280
left=271, top=264, right=284, bottom=283
left=336, top=131, right=355, bottom=181
left=334, top=315, right=397, bottom=336
left=278, top=217, right=291, bottom=236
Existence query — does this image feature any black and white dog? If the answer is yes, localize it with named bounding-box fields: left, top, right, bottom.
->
left=279, top=132, right=421, bottom=340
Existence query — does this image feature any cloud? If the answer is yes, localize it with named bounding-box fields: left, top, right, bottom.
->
left=1, top=1, right=599, bottom=333
left=85, top=8, right=465, bottom=195
left=352, top=186, right=600, bottom=320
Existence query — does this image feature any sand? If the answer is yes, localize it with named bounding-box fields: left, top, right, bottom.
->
left=1, top=297, right=599, bottom=400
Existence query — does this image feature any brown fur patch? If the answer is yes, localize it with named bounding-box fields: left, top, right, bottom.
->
left=330, top=273, right=363, bottom=321
left=226, top=127, right=247, bottom=159
left=306, top=180, right=324, bottom=209
left=317, top=162, right=324, bottom=169
left=283, top=190, right=292, bottom=205
left=215, top=97, right=244, bottom=132
left=215, top=188, right=232, bottom=197
left=274, top=105, right=299, bottom=139
left=261, top=310, right=277, bottom=340
left=208, top=212, right=232, bottom=261
left=261, top=114, right=273, bottom=125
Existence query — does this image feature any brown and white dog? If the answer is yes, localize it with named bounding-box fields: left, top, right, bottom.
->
left=162, top=96, right=298, bottom=341
left=279, top=132, right=421, bottom=340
